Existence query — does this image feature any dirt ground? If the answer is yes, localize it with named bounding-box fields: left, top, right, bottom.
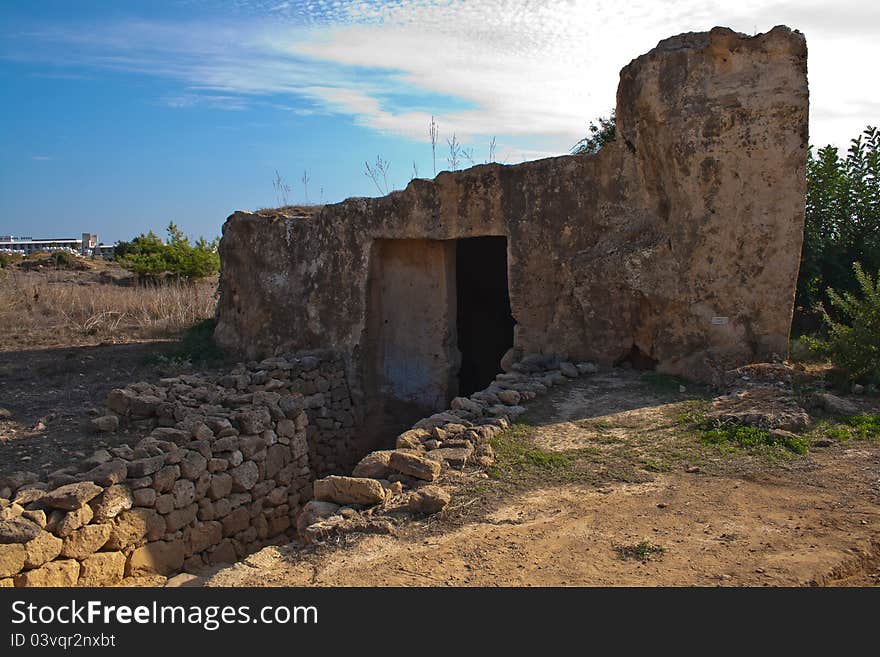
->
left=2, top=269, right=878, bottom=586
left=0, top=342, right=196, bottom=479
left=0, top=261, right=217, bottom=479
left=205, top=373, right=880, bottom=587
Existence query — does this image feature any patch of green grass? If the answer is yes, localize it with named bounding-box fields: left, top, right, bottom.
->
left=675, top=399, right=710, bottom=426
left=489, top=422, right=572, bottom=481
left=823, top=425, right=852, bottom=442
left=698, top=422, right=809, bottom=454
left=844, top=414, right=880, bottom=440
left=614, top=540, right=665, bottom=562
left=810, top=414, right=880, bottom=444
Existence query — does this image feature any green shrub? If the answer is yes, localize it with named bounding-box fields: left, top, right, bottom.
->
left=0, top=253, right=22, bottom=269
left=117, top=223, right=219, bottom=280
left=812, top=262, right=880, bottom=384
left=795, top=126, right=880, bottom=335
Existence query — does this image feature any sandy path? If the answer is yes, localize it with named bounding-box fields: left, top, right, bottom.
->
left=206, top=445, right=880, bottom=587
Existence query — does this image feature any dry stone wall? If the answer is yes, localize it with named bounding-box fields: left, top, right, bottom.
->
left=298, top=353, right=600, bottom=541
left=0, top=352, right=359, bottom=587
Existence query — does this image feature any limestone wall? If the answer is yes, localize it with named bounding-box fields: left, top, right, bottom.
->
left=215, top=26, right=809, bottom=387
left=0, top=352, right=360, bottom=587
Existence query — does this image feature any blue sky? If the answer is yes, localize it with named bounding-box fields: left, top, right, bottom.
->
left=1, top=0, right=877, bottom=244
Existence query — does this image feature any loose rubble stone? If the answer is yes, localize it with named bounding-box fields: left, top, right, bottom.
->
left=426, top=445, right=473, bottom=468
left=42, top=482, right=103, bottom=511
left=81, top=459, right=128, bottom=487
left=396, top=429, right=428, bottom=450
left=0, top=517, right=43, bottom=544
left=351, top=450, right=394, bottom=479
left=813, top=393, right=859, bottom=417
left=313, top=476, right=386, bottom=506
left=389, top=451, right=442, bottom=481
left=165, top=572, right=202, bottom=587
left=407, top=486, right=451, bottom=514
left=498, top=390, right=522, bottom=406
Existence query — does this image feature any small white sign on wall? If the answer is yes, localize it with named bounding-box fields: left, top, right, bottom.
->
left=711, top=316, right=729, bottom=325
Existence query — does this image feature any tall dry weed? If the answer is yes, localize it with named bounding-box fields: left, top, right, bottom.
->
left=0, top=269, right=217, bottom=350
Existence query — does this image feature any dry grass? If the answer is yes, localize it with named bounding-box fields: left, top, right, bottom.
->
left=0, top=268, right=217, bottom=350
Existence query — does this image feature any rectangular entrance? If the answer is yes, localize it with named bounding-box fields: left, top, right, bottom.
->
left=362, top=236, right=514, bottom=451
left=456, top=236, right=514, bottom=396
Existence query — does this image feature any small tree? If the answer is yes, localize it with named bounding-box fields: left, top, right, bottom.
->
left=815, top=262, right=880, bottom=384
left=117, top=223, right=219, bottom=281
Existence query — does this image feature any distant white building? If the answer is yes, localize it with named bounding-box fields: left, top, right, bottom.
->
left=0, top=232, right=114, bottom=258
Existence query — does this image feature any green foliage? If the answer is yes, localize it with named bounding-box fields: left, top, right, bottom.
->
left=811, top=415, right=880, bottom=444
left=796, top=126, right=880, bottom=334
left=0, top=253, right=22, bottom=269
left=571, top=110, right=616, bottom=155
left=810, top=262, right=880, bottom=383
left=614, top=541, right=665, bottom=562
left=698, top=421, right=809, bottom=454
left=842, top=414, right=880, bottom=441
left=116, top=223, right=219, bottom=280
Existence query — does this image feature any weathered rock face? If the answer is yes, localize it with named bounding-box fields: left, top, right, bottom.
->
left=216, top=26, right=808, bottom=394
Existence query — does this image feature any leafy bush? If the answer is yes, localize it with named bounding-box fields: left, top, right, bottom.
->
left=795, top=126, right=880, bottom=334
left=810, top=262, right=880, bottom=384
left=117, top=223, right=219, bottom=280
left=571, top=110, right=616, bottom=155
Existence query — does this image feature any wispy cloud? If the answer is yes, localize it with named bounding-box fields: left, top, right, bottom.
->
left=3, top=0, right=877, bottom=154
left=160, top=93, right=251, bottom=111
left=29, top=155, right=52, bottom=161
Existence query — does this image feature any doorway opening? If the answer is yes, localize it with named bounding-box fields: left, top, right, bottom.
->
left=456, top=236, right=514, bottom=396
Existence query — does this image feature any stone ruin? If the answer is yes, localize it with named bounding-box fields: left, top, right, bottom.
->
left=0, top=26, right=810, bottom=586
left=216, top=25, right=809, bottom=449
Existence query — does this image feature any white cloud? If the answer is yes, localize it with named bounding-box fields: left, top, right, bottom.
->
left=6, top=0, right=878, bottom=155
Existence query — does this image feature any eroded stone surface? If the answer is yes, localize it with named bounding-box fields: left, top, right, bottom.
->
left=216, top=26, right=808, bottom=388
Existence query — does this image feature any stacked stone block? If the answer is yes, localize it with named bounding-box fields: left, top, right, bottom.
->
left=0, top=351, right=355, bottom=586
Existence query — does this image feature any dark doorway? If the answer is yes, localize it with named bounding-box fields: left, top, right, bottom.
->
left=456, top=236, right=514, bottom=396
